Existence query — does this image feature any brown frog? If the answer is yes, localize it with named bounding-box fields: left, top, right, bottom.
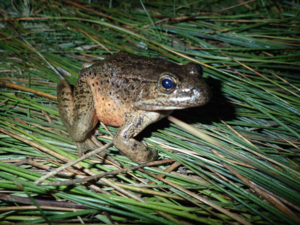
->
left=57, top=51, right=211, bottom=163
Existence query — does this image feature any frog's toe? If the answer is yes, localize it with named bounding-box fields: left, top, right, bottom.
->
left=141, top=140, right=147, bottom=147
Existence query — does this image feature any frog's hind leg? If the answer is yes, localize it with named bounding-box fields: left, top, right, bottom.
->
left=57, top=80, right=98, bottom=156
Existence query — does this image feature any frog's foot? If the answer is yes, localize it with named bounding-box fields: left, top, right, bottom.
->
left=75, top=138, right=99, bottom=156
left=76, top=134, right=119, bottom=165
left=113, top=110, right=168, bottom=163
left=114, top=137, right=157, bottom=163
left=91, top=134, right=103, bottom=147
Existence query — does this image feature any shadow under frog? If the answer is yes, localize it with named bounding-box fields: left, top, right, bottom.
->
left=57, top=51, right=211, bottom=163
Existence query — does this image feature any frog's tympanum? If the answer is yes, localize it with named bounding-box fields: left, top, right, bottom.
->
left=57, top=51, right=211, bottom=163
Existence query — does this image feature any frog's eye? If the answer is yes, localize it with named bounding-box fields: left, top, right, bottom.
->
left=197, top=64, right=203, bottom=76
left=158, top=74, right=177, bottom=93
left=162, top=78, right=173, bottom=89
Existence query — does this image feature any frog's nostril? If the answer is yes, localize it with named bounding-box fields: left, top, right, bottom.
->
left=191, top=87, right=198, bottom=93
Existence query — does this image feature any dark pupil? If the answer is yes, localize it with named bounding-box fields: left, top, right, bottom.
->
left=161, top=78, right=173, bottom=89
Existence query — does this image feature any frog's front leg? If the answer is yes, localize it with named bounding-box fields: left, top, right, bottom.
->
left=113, top=110, right=172, bottom=163
left=57, top=80, right=99, bottom=155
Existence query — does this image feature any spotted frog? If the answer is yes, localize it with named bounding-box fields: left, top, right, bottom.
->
left=57, top=51, right=211, bottom=163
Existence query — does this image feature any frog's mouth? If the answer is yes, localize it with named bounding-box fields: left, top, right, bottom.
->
left=136, top=93, right=211, bottom=110
left=138, top=102, right=205, bottom=110
left=135, top=83, right=211, bottom=110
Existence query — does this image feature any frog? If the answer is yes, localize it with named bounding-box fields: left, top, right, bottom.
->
left=57, top=51, right=211, bottom=163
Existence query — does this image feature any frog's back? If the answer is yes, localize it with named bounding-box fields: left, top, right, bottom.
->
left=79, top=52, right=160, bottom=126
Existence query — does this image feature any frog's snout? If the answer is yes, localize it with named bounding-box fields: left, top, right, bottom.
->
left=187, top=81, right=211, bottom=107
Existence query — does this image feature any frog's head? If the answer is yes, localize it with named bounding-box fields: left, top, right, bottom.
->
left=135, top=62, right=211, bottom=110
